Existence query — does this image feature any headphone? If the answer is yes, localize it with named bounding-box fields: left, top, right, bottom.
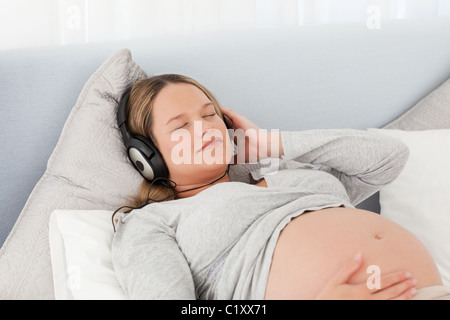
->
left=117, top=86, right=231, bottom=182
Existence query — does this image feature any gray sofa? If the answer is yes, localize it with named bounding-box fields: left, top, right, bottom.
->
left=1, top=17, right=450, bottom=299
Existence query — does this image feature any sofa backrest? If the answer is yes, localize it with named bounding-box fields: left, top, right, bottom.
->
left=1, top=17, right=450, bottom=246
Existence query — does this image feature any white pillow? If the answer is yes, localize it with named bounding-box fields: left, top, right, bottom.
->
left=49, top=210, right=126, bottom=299
left=368, top=128, right=450, bottom=286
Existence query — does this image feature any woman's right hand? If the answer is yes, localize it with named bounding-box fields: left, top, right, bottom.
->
left=219, top=105, right=283, bottom=163
left=315, top=253, right=417, bottom=300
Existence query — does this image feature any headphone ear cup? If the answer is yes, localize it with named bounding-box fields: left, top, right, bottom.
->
left=117, top=87, right=169, bottom=182
left=127, top=135, right=169, bottom=182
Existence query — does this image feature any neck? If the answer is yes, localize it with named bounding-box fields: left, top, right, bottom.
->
left=174, top=169, right=230, bottom=199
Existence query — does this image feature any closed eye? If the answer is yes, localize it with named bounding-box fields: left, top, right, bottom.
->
left=175, top=123, right=188, bottom=130
left=174, top=114, right=216, bottom=131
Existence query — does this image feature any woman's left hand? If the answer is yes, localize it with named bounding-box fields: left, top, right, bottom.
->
left=219, top=105, right=283, bottom=164
left=314, top=253, right=417, bottom=300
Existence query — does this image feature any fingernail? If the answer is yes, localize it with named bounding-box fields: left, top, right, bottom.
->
left=410, top=288, right=417, bottom=296
left=404, top=272, right=412, bottom=278
left=353, top=252, right=362, bottom=261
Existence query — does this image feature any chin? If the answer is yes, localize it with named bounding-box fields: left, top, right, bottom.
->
left=197, top=162, right=229, bottom=173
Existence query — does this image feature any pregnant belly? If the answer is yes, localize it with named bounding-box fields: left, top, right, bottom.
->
left=265, top=207, right=442, bottom=299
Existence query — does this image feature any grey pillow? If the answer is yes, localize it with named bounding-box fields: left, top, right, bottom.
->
left=0, top=49, right=146, bottom=299
left=383, top=77, right=450, bottom=130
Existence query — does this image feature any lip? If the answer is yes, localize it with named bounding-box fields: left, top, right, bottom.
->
left=198, top=137, right=222, bottom=152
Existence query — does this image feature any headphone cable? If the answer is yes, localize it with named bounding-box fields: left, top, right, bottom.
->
left=111, top=164, right=230, bottom=232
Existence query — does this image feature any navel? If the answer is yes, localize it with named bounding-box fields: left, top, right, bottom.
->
left=373, top=233, right=385, bottom=240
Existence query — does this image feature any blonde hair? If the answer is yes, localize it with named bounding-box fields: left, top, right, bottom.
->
left=123, top=74, right=225, bottom=208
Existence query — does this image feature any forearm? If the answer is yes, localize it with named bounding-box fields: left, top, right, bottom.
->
left=278, top=129, right=409, bottom=180
left=274, top=129, right=409, bottom=205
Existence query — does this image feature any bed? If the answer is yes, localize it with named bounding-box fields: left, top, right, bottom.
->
left=1, top=17, right=450, bottom=299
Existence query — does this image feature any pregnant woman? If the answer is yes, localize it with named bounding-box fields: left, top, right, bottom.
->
left=111, top=74, right=449, bottom=300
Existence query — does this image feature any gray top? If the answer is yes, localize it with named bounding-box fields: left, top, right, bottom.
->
left=111, top=129, right=409, bottom=299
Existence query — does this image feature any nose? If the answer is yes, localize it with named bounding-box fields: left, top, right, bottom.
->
left=194, top=118, right=216, bottom=140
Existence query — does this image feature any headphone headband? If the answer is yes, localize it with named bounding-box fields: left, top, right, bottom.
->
left=117, top=88, right=131, bottom=128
